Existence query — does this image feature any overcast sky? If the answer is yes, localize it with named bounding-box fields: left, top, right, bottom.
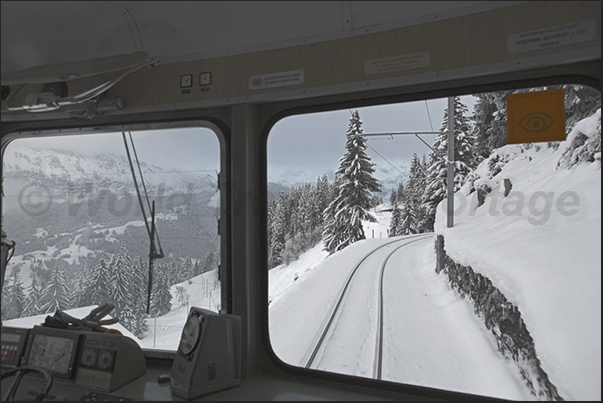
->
left=268, top=95, right=476, bottom=181
left=9, top=127, right=220, bottom=173
left=5, top=95, right=475, bottom=184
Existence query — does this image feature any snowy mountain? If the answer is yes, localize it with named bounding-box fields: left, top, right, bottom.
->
left=2, top=145, right=215, bottom=204
left=1, top=145, right=220, bottom=293
left=268, top=168, right=335, bottom=189
left=269, top=162, right=408, bottom=194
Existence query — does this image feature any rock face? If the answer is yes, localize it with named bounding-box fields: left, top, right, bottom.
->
left=435, top=235, right=563, bottom=401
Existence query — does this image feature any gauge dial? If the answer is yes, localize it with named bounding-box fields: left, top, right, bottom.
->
left=180, top=74, right=192, bottom=88
left=80, top=348, right=97, bottom=368
left=180, top=314, right=202, bottom=355
left=97, top=350, right=114, bottom=371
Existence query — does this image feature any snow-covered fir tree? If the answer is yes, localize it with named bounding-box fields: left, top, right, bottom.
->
left=563, top=84, right=601, bottom=129
left=108, top=247, right=148, bottom=338
left=109, top=245, right=133, bottom=318
left=150, top=269, right=172, bottom=317
left=389, top=202, right=402, bottom=237
left=403, top=153, right=427, bottom=233
left=166, top=260, right=180, bottom=287
left=316, top=174, right=334, bottom=215
left=422, top=97, right=475, bottom=231
left=22, top=273, right=43, bottom=317
left=323, top=110, right=382, bottom=253
left=70, top=262, right=92, bottom=308
left=268, top=198, right=287, bottom=267
left=398, top=201, right=418, bottom=235
left=389, top=187, right=398, bottom=206
left=130, top=255, right=150, bottom=314
left=2, top=268, right=26, bottom=320
left=396, top=182, right=405, bottom=203
left=89, top=254, right=112, bottom=305
left=471, top=91, right=510, bottom=158
left=201, top=250, right=217, bottom=274
left=181, top=256, right=194, bottom=282
left=267, top=176, right=333, bottom=268
left=39, top=268, right=71, bottom=314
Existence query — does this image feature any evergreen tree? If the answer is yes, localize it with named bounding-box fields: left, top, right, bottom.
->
left=563, top=84, right=601, bottom=129
left=471, top=93, right=499, bottom=160
left=3, top=268, right=26, bottom=319
left=405, top=153, right=427, bottom=233
left=268, top=199, right=287, bottom=267
left=316, top=174, right=334, bottom=215
left=150, top=269, right=172, bottom=317
left=166, top=261, right=179, bottom=286
left=299, top=183, right=318, bottom=233
left=396, top=182, right=405, bottom=203
left=389, top=202, right=402, bottom=237
left=89, top=255, right=112, bottom=305
left=201, top=250, right=217, bottom=274
left=23, top=273, right=43, bottom=317
left=131, top=255, right=149, bottom=314
left=109, top=245, right=133, bottom=317
left=399, top=202, right=418, bottom=235
left=422, top=97, right=475, bottom=231
left=71, top=262, right=91, bottom=308
left=181, top=256, right=194, bottom=281
left=323, top=110, right=382, bottom=253
left=389, top=187, right=398, bottom=206
left=108, top=248, right=148, bottom=338
left=135, top=254, right=157, bottom=339
left=39, top=268, right=70, bottom=314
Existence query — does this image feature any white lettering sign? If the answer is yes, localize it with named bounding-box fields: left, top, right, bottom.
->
left=249, top=69, right=304, bottom=91
left=507, top=19, right=597, bottom=54
left=364, top=51, right=431, bottom=75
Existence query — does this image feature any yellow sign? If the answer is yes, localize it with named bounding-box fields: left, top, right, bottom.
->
left=506, top=89, right=566, bottom=144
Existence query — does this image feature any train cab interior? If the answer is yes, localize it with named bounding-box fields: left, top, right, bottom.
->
left=1, top=1, right=601, bottom=401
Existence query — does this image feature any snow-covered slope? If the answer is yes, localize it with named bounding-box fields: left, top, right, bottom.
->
left=435, top=110, right=601, bottom=400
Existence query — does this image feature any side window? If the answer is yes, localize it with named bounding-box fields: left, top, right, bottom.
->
left=1, top=127, right=222, bottom=352
left=267, top=86, right=601, bottom=400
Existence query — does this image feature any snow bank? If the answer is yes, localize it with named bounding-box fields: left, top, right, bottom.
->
left=435, top=111, right=601, bottom=400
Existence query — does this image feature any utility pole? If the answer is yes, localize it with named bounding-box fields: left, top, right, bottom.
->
left=447, top=96, right=455, bottom=228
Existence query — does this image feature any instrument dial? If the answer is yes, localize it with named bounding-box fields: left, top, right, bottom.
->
left=180, top=314, right=202, bottom=355
left=80, top=348, right=97, bottom=368
left=97, top=350, right=114, bottom=371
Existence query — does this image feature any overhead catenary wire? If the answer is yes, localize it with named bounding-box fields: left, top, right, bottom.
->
left=127, top=132, right=164, bottom=257
left=366, top=143, right=407, bottom=179
left=122, top=132, right=151, bottom=240
left=122, top=131, right=165, bottom=314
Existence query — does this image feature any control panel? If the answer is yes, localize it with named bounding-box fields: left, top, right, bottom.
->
left=1, top=327, right=30, bottom=367
left=2, top=325, right=146, bottom=393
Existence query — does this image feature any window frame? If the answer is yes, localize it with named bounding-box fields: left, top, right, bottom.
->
left=260, top=74, right=601, bottom=400
left=0, top=117, right=232, bottom=361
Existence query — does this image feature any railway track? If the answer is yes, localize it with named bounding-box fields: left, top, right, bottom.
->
left=303, top=233, right=433, bottom=378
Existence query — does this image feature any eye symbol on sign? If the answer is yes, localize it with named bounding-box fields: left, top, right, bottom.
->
left=519, top=112, right=554, bottom=133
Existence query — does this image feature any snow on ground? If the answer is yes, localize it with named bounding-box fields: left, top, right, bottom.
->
left=269, top=234, right=534, bottom=400
left=3, top=306, right=140, bottom=341
left=268, top=209, right=392, bottom=307
left=435, top=113, right=601, bottom=401
left=381, top=238, right=531, bottom=399
left=3, top=270, right=221, bottom=353
left=139, top=269, right=220, bottom=350
left=268, top=112, right=601, bottom=400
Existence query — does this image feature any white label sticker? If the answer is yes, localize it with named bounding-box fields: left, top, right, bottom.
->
left=364, top=51, right=431, bottom=75
left=249, top=69, right=304, bottom=90
left=507, top=19, right=597, bottom=54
